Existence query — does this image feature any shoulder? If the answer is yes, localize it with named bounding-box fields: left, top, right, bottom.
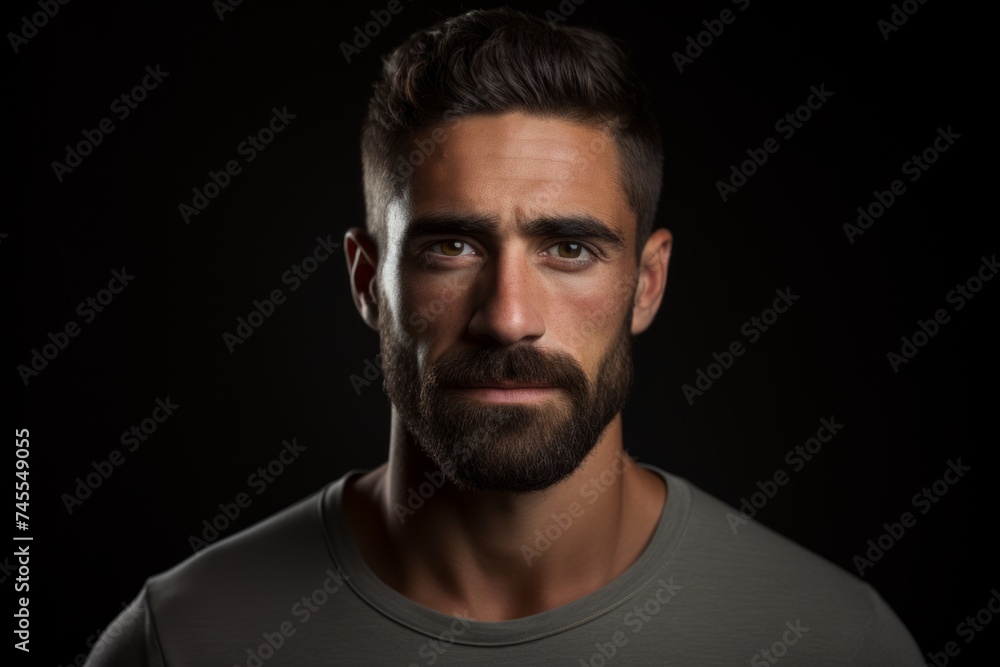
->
left=83, top=586, right=164, bottom=667
left=146, top=483, right=344, bottom=614
left=82, top=483, right=347, bottom=665
left=654, top=469, right=923, bottom=664
left=150, top=485, right=327, bottom=590
left=143, top=483, right=351, bottom=661
left=664, top=469, right=873, bottom=601
left=85, top=477, right=361, bottom=665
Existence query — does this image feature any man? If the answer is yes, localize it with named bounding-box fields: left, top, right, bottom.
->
left=86, top=7, right=923, bottom=665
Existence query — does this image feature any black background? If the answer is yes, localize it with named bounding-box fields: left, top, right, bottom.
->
left=7, top=0, right=995, bottom=664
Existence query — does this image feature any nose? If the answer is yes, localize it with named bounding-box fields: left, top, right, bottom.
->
left=467, top=249, right=546, bottom=346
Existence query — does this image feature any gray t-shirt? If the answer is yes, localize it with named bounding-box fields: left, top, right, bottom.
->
left=84, top=465, right=924, bottom=665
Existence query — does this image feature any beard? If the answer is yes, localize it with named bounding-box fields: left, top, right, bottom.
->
left=379, top=303, right=635, bottom=494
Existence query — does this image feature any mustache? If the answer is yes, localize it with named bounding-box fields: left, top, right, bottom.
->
left=428, top=344, right=589, bottom=391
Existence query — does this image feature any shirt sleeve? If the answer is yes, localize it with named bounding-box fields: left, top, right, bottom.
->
left=848, top=585, right=925, bottom=666
left=83, top=584, right=166, bottom=667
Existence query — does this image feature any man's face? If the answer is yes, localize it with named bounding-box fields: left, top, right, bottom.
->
left=378, top=112, right=640, bottom=493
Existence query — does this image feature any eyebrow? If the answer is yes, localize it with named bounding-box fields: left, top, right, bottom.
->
left=405, top=212, right=626, bottom=250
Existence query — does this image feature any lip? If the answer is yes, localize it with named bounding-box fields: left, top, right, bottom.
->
left=458, top=381, right=556, bottom=389
left=450, top=382, right=561, bottom=403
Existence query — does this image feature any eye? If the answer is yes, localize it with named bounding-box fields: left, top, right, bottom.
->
left=546, top=241, right=593, bottom=261
left=429, top=240, right=475, bottom=257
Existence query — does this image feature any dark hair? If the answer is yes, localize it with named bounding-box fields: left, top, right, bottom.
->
left=361, top=6, right=663, bottom=262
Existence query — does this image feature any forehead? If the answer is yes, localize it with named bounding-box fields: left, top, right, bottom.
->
left=401, top=112, right=633, bottom=239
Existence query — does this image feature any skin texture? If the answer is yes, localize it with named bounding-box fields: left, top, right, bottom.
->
left=343, top=111, right=673, bottom=621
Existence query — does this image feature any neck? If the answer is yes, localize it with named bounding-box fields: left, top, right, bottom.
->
left=347, top=410, right=667, bottom=621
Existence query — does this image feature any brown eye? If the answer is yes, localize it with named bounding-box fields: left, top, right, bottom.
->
left=439, top=241, right=466, bottom=256
left=556, top=241, right=583, bottom=258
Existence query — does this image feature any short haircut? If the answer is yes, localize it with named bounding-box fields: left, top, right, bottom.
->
left=361, top=6, right=663, bottom=263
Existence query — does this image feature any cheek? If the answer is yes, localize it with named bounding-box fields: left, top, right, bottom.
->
left=401, top=273, right=470, bottom=350
left=550, top=273, right=633, bottom=370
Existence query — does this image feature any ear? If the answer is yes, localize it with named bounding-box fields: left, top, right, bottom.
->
left=631, top=228, right=672, bottom=335
left=343, top=227, right=380, bottom=331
